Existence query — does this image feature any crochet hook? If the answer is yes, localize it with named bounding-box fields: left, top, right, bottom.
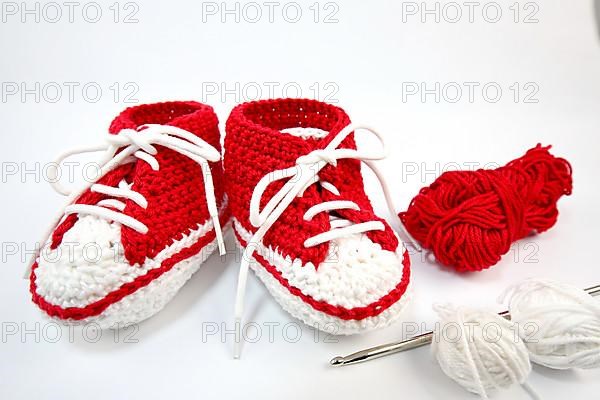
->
left=330, top=283, right=600, bottom=367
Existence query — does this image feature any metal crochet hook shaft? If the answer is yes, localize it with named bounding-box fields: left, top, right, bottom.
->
left=330, top=284, right=600, bottom=367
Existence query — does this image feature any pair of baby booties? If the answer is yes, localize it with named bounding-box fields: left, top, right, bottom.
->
left=28, top=98, right=411, bottom=340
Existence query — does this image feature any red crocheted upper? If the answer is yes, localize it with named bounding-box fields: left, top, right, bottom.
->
left=224, top=98, right=399, bottom=268
left=30, top=101, right=228, bottom=320
left=48, top=101, right=225, bottom=265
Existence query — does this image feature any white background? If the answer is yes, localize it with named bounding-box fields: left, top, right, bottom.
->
left=1, top=0, right=600, bottom=399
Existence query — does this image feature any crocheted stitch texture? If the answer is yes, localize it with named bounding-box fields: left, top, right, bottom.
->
left=224, top=98, right=410, bottom=328
left=30, top=101, right=229, bottom=324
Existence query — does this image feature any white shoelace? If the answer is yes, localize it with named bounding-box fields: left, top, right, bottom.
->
left=233, top=123, right=417, bottom=358
left=24, top=124, right=225, bottom=277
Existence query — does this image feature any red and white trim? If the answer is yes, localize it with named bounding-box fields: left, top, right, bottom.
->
left=30, top=201, right=229, bottom=327
left=233, top=218, right=410, bottom=332
left=28, top=101, right=229, bottom=327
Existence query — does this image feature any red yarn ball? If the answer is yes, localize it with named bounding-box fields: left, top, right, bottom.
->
left=399, top=145, right=572, bottom=272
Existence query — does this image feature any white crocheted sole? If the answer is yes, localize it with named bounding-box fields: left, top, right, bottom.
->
left=43, top=235, right=220, bottom=329
left=34, top=193, right=229, bottom=328
left=233, top=231, right=412, bottom=335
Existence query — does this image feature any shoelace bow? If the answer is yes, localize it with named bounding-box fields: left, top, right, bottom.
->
left=233, top=123, right=416, bottom=358
left=24, top=124, right=225, bottom=277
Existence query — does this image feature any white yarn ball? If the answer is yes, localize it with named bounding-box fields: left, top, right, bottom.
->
left=500, top=279, right=600, bottom=369
left=432, top=304, right=532, bottom=399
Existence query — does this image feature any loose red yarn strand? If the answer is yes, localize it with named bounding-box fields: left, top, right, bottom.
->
left=399, top=144, right=572, bottom=272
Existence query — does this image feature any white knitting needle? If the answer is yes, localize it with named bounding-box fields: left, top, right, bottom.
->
left=330, top=284, right=600, bottom=366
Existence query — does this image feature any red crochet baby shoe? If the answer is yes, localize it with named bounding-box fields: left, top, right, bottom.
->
left=28, top=101, right=229, bottom=327
left=224, top=99, right=411, bottom=348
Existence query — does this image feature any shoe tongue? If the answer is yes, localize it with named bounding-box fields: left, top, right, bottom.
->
left=107, top=101, right=218, bottom=145
left=106, top=101, right=220, bottom=182
left=280, top=127, right=330, bottom=140
left=278, top=123, right=366, bottom=227
left=279, top=124, right=359, bottom=159
left=280, top=125, right=361, bottom=191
